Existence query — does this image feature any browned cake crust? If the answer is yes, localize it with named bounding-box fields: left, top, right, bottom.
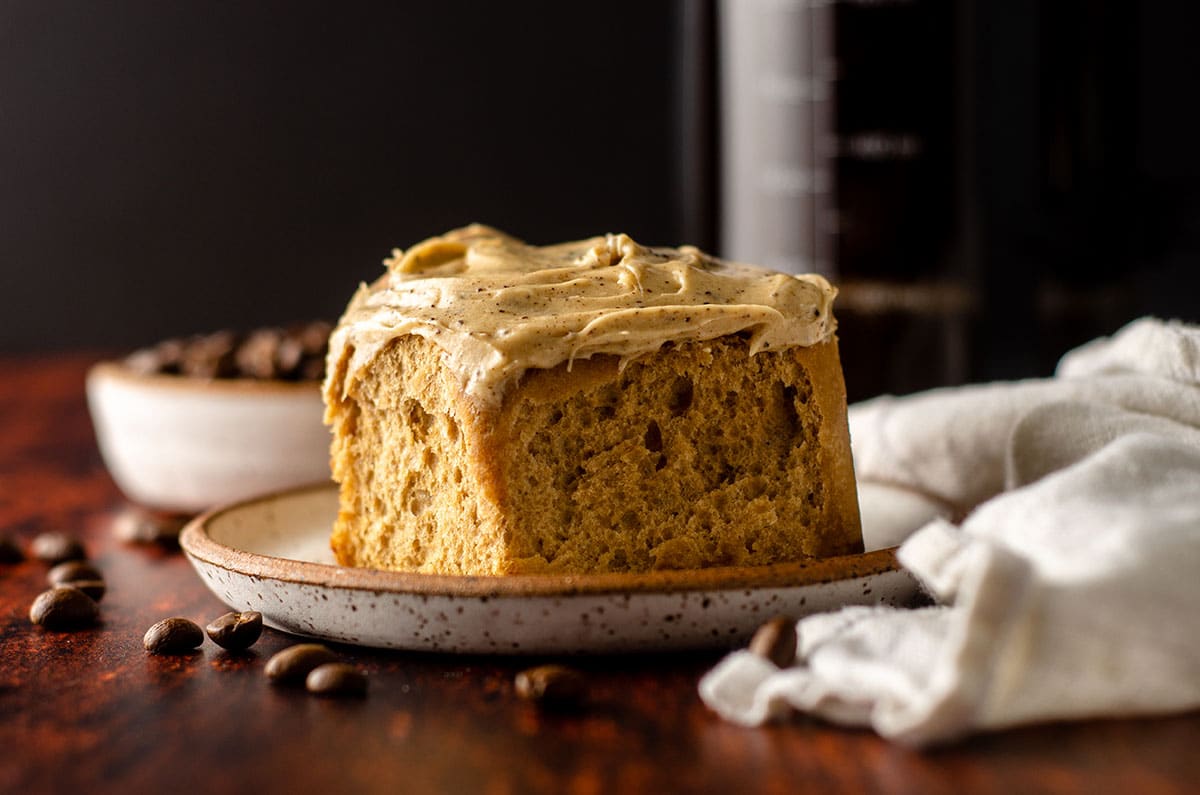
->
left=327, top=333, right=862, bottom=575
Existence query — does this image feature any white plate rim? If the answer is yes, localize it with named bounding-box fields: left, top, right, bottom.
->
left=179, top=483, right=919, bottom=653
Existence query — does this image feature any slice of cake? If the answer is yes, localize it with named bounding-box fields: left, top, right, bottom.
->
left=323, top=225, right=862, bottom=574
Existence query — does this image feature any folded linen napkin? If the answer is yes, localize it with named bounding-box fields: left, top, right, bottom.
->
left=700, top=318, right=1200, bottom=746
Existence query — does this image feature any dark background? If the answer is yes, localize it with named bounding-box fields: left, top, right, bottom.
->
left=1, top=1, right=679, bottom=350
left=3, top=1, right=1199, bottom=397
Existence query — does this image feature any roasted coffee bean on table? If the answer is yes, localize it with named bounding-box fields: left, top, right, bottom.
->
left=46, top=560, right=103, bottom=586
left=69, top=580, right=106, bottom=602
left=30, top=532, right=86, bottom=565
left=205, top=611, right=263, bottom=651
left=0, top=533, right=24, bottom=563
left=111, top=505, right=188, bottom=547
left=748, top=615, right=798, bottom=668
left=265, top=644, right=339, bottom=685
left=29, top=586, right=99, bottom=630
left=143, top=617, right=205, bottom=654
left=305, top=663, right=368, bottom=697
left=46, top=561, right=106, bottom=601
left=514, top=665, right=588, bottom=709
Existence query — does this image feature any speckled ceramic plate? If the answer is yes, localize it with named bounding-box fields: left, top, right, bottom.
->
left=180, top=484, right=919, bottom=654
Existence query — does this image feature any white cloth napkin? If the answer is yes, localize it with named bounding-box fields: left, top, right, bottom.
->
left=700, top=318, right=1200, bottom=746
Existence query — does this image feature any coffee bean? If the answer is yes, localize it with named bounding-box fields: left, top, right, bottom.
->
left=127, top=322, right=330, bottom=383
left=234, top=328, right=314, bottom=380
left=265, top=644, right=338, bottom=684
left=181, top=331, right=240, bottom=379
left=31, top=532, right=86, bottom=565
left=128, top=337, right=189, bottom=375
left=46, top=561, right=106, bottom=602
left=205, top=611, right=263, bottom=651
left=47, top=560, right=103, bottom=586
left=292, top=320, right=332, bottom=357
left=0, top=534, right=24, bottom=563
left=111, top=505, right=187, bottom=547
left=124, top=347, right=164, bottom=376
left=748, top=616, right=797, bottom=668
left=514, top=665, right=587, bottom=709
left=235, top=329, right=284, bottom=380
left=275, top=336, right=305, bottom=378
left=154, top=338, right=187, bottom=374
left=143, top=617, right=204, bottom=654
left=71, top=580, right=107, bottom=602
left=305, top=663, right=367, bottom=697
left=29, top=586, right=99, bottom=630
left=298, top=356, right=326, bottom=381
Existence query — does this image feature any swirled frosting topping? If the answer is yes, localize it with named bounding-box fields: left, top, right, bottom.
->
left=328, top=225, right=837, bottom=407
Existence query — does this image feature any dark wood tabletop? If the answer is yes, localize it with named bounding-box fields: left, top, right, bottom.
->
left=1, top=353, right=1197, bottom=795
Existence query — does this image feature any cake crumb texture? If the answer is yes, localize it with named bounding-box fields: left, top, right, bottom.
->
left=327, top=334, right=862, bottom=575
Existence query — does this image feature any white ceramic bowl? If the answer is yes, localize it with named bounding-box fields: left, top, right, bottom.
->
left=87, top=362, right=331, bottom=513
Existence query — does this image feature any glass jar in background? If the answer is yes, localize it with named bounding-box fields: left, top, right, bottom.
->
left=716, top=0, right=973, bottom=401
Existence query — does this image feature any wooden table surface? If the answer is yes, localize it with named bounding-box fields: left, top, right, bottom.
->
left=1, top=354, right=1197, bottom=795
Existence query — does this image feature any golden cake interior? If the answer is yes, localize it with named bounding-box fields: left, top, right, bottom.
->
left=327, top=333, right=862, bottom=575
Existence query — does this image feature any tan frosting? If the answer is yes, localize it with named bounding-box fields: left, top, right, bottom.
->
left=327, top=224, right=838, bottom=408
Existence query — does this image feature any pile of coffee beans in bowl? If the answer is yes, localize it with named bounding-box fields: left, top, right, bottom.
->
left=124, top=321, right=332, bottom=382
